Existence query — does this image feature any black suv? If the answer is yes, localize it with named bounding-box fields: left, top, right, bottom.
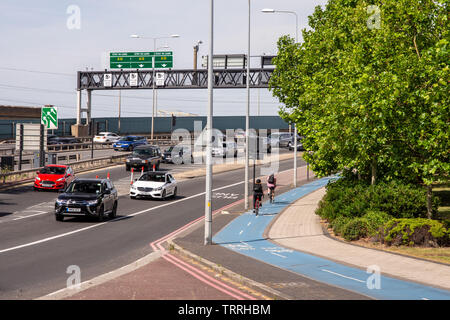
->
left=55, top=178, right=118, bottom=222
left=126, top=145, right=162, bottom=171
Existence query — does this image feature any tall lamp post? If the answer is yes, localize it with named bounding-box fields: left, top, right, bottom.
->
left=244, top=0, right=251, bottom=210
left=130, top=33, right=180, bottom=140
left=204, top=0, right=214, bottom=245
left=262, top=8, right=299, bottom=187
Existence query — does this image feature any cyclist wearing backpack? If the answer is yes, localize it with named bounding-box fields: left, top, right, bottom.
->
left=253, top=179, right=264, bottom=212
left=267, top=173, right=277, bottom=201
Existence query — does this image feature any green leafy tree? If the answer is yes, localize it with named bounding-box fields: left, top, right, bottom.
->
left=270, top=0, right=449, bottom=217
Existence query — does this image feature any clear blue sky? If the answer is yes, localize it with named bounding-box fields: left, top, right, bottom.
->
left=0, top=0, right=327, bottom=119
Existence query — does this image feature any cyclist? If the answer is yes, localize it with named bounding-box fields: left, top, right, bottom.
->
left=253, top=179, right=264, bottom=213
left=267, top=173, right=277, bottom=202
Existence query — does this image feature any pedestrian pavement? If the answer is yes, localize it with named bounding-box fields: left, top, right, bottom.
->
left=212, top=178, right=450, bottom=300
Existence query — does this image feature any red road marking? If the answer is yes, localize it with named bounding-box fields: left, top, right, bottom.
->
left=150, top=196, right=251, bottom=299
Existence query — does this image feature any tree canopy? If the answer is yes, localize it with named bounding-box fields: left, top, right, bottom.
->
left=270, top=0, right=449, bottom=187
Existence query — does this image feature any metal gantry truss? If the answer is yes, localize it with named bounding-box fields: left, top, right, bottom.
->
left=77, top=68, right=274, bottom=90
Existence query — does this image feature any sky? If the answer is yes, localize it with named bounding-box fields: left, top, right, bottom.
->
left=0, top=0, right=328, bottom=119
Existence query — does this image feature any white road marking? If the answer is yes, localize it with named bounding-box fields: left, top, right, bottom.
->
left=321, top=269, right=365, bottom=283
left=247, top=222, right=252, bottom=226
left=0, top=180, right=245, bottom=254
left=239, top=230, right=243, bottom=235
left=269, top=252, right=287, bottom=258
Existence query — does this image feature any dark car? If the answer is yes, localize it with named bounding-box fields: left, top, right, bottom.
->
left=288, top=136, right=305, bottom=151
left=162, top=145, right=193, bottom=164
left=126, top=145, right=162, bottom=171
left=113, top=135, right=147, bottom=151
left=55, top=178, right=118, bottom=222
left=48, top=136, right=80, bottom=145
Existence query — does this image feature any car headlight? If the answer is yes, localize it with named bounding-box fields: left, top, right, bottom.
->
left=56, top=199, right=67, bottom=205
left=155, top=187, right=163, bottom=191
left=36, top=177, right=41, bottom=181
left=130, top=185, right=137, bottom=190
left=87, top=199, right=98, bottom=205
left=56, top=177, right=65, bottom=182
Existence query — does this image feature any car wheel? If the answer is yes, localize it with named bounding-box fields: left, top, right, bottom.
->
left=55, top=214, right=64, bottom=222
left=97, top=205, right=104, bottom=222
left=130, top=195, right=136, bottom=200
left=172, top=187, right=177, bottom=198
left=109, top=202, right=117, bottom=219
left=162, top=189, right=167, bottom=200
left=268, top=146, right=272, bottom=154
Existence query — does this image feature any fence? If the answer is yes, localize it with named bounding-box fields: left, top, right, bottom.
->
left=0, top=116, right=290, bottom=140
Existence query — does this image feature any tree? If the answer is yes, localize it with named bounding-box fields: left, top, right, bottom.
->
left=269, top=0, right=449, bottom=216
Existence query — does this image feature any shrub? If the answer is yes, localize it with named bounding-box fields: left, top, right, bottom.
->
left=330, top=216, right=351, bottom=236
left=382, top=218, right=450, bottom=247
left=341, top=218, right=369, bottom=241
left=315, top=179, right=439, bottom=222
left=363, top=211, right=392, bottom=236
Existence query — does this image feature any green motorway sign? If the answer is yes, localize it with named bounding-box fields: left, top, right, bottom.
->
left=41, top=106, right=58, bottom=130
left=110, top=52, right=173, bottom=69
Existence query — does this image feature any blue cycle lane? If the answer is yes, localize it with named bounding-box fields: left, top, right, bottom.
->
left=213, top=177, right=450, bottom=300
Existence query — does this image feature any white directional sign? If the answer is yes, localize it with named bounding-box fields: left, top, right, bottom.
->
left=130, top=73, right=138, bottom=86
left=41, top=106, right=58, bottom=130
left=104, top=73, right=112, bottom=87
left=155, top=72, right=165, bottom=86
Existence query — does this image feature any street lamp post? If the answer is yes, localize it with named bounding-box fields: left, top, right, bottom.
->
left=262, top=8, right=299, bottom=187
left=244, top=0, right=251, bottom=210
left=130, top=34, right=180, bottom=140
left=204, top=0, right=214, bottom=245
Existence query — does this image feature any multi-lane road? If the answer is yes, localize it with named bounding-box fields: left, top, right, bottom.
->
left=0, top=153, right=301, bottom=299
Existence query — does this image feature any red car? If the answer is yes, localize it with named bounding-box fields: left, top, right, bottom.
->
left=34, top=165, right=75, bottom=191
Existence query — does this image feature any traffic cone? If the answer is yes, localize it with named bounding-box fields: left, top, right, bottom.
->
left=96, top=175, right=98, bottom=178
left=130, top=168, right=134, bottom=185
left=107, top=172, right=110, bottom=179
left=153, top=164, right=156, bottom=171
left=141, top=166, right=144, bottom=175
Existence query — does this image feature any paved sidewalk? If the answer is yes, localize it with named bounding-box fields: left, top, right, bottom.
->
left=268, top=188, right=450, bottom=291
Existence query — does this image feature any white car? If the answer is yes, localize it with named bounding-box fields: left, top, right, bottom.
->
left=212, top=141, right=238, bottom=158
left=130, top=171, right=177, bottom=199
left=93, top=132, right=121, bottom=143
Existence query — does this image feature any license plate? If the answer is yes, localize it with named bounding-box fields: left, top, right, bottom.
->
left=66, top=208, right=81, bottom=212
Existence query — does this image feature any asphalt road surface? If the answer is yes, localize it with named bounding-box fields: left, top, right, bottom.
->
left=0, top=154, right=301, bottom=299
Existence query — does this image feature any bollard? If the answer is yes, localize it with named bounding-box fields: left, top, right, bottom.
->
left=96, top=175, right=98, bottom=178
left=107, top=172, right=110, bottom=179
left=130, top=168, right=134, bottom=185
left=141, top=166, right=144, bottom=176
left=153, top=164, right=156, bottom=172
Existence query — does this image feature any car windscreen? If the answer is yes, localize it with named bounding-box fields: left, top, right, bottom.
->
left=40, top=166, right=66, bottom=175
left=121, top=136, right=135, bottom=141
left=139, top=174, right=166, bottom=182
left=66, top=182, right=102, bottom=194
left=132, top=148, right=154, bottom=157
left=166, top=146, right=174, bottom=152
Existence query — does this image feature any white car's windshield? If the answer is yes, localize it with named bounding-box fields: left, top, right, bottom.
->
left=139, top=173, right=166, bottom=182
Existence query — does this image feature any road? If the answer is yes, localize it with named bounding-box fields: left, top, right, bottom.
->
left=0, top=153, right=300, bottom=299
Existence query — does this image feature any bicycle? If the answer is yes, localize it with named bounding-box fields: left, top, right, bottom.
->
left=269, top=188, right=275, bottom=204
left=254, top=195, right=262, bottom=216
